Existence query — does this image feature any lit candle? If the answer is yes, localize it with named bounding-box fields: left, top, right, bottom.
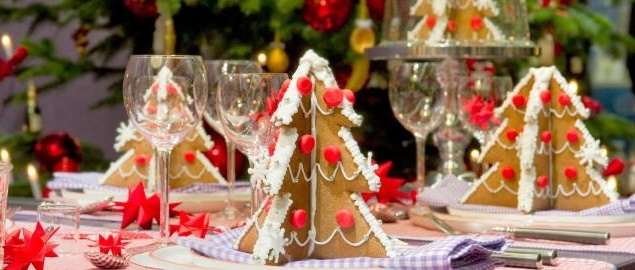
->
left=469, top=149, right=481, bottom=176
left=569, top=79, right=579, bottom=95
left=1, top=33, right=13, bottom=59
left=27, top=163, right=42, bottom=200
left=256, top=52, right=267, bottom=66
left=1, top=148, right=13, bottom=184
left=607, top=176, right=618, bottom=192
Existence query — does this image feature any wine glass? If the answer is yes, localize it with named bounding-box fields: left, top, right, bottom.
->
left=457, top=75, right=512, bottom=145
left=217, top=73, right=288, bottom=213
left=389, top=62, right=447, bottom=188
left=204, top=60, right=262, bottom=220
left=123, top=55, right=207, bottom=246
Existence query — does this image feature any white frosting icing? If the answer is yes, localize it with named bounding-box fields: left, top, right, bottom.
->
left=495, top=71, right=532, bottom=118
left=477, top=119, right=515, bottom=163
left=264, top=128, right=298, bottom=195
left=410, top=0, right=426, bottom=15
left=350, top=193, right=397, bottom=257
left=427, top=16, right=448, bottom=44
left=483, top=18, right=504, bottom=41
left=251, top=193, right=292, bottom=264
left=338, top=127, right=380, bottom=192
left=552, top=69, right=590, bottom=118
left=234, top=195, right=269, bottom=249
left=583, top=165, right=618, bottom=201
left=574, top=119, right=608, bottom=168
left=460, top=162, right=501, bottom=203
left=99, top=150, right=139, bottom=184
left=114, top=122, right=144, bottom=151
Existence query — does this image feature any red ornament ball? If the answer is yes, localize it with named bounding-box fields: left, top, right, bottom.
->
left=296, top=76, right=313, bottom=95
left=302, top=0, right=353, bottom=33
left=501, top=167, right=515, bottom=180
left=323, top=87, right=344, bottom=108
left=566, top=128, right=579, bottom=143
left=184, top=151, right=196, bottom=164
left=299, top=135, right=316, bottom=154
left=343, top=89, right=355, bottom=104
left=335, top=209, right=355, bottom=229
left=324, top=145, right=341, bottom=164
left=540, top=89, right=552, bottom=104
left=558, top=94, right=571, bottom=106
left=135, top=155, right=148, bottom=166
left=34, top=132, right=82, bottom=172
left=53, top=157, right=79, bottom=172
left=425, top=16, right=436, bottom=29
left=506, top=128, right=518, bottom=142
left=541, top=131, right=552, bottom=143
left=512, top=95, right=526, bottom=108
left=470, top=16, right=483, bottom=30
left=291, top=209, right=308, bottom=229
left=447, top=20, right=457, bottom=32
left=124, top=0, right=159, bottom=18
left=564, top=166, right=578, bottom=180
left=536, top=175, right=549, bottom=188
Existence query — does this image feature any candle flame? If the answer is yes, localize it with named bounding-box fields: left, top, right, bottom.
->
left=1, top=34, right=11, bottom=49
left=257, top=52, right=267, bottom=66
left=0, top=148, right=9, bottom=162
left=569, top=79, right=579, bottom=94
left=27, top=163, right=38, bottom=181
left=607, top=176, right=617, bottom=191
left=470, top=149, right=480, bottom=161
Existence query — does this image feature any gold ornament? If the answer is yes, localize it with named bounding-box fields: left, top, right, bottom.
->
left=266, top=32, right=289, bottom=72
left=349, top=0, right=375, bottom=54
left=345, top=56, right=370, bottom=92
left=164, top=16, right=176, bottom=54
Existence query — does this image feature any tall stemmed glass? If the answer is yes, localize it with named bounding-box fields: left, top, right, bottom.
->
left=217, top=73, right=288, bottom=213
left=204, top=60, right=262, bottom=220
left=123, top=55, right=207, bottom=246
left=389, top=62, right=446, bottom=189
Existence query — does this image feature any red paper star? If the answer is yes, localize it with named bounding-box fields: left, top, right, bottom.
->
left=89, top=234, right=129, bottom=256
left=169, top=211, right=217, bottom=238
left=115, top=182, right=181, bottom=230
left=3, top=222, right=59, bottom=270
left=460, top=96, right=499, bottom=129
left=361, top=162, right=410, bottom=204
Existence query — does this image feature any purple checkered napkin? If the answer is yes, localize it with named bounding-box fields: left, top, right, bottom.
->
left=418, top=175, right=635, bottom=216
left=176, top=227, right=508, bottom=270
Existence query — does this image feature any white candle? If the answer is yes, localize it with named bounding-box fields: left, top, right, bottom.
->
left=27, top=163, right=42, bottom=200
left=1, top=33, right=13, bottom=59
left=1, top=148, right=13, bottom=185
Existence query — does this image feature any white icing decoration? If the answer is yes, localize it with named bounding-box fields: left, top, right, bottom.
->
left=234, top=195, right=269, bottom=249
left=495, top=69, right=533, bottom=118
left=461, top=163, right=501, bottom=203
left=426, top=16, right=448, bottom=44
left=248, top=149, right=270, bottom=189
left=483, top=18, right=504, bottom=41
left=114, top=122, right=144, bottom=151
left=195, top=151, right=227, bottom=184
left=552, top=69, right=590, bottom=118
left=407, top=17, right=427, bottom=41
left=583, top=165, right=618, bottom=201
left=410, top=0, right=425, bottom=15
left=338, top=127, right=380, bottom=192
left=432, top=0, right=447, bottom=16
left=287, top=162, right=364, bottom=183
left=264, top=128, right=298, bottom=195
left=251, top=193, right=292, bottom=264
left=99, top=150, right=140, bottom=184
left=350, top=193, right=397, bottom=258
left=574, top=119, right=608, bottom=168
left=472, top=0, right=499, bottom=15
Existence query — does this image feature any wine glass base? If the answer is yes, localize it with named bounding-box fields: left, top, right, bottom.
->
left=213, top=204, right=244, bottom=221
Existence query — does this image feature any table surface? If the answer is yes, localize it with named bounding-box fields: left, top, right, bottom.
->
left=8, top=198, right=634, bottom=270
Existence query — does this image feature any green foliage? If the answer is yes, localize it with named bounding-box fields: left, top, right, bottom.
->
left=585, top=113, right=635, bottom=147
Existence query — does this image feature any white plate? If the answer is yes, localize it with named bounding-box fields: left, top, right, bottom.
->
left=57, top=188, right=250, bottom=213
left=410, top=207, right=635, bottom=237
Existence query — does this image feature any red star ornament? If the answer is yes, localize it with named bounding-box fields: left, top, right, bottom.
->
left=89, top=234, right=129, bottom=256
left=461, top=96, right=498, bottom=129
left=169, top=211, right=214, bottom=238
left=3, top=222, right=59, bottom=270
left=361, top=162, right=410, bottom=204
left=115, top=182, right=181, bottom=230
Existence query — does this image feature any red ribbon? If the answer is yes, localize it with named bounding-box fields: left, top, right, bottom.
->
left=3, top=222, right=58, bottom=270
left=114, top=182, right=181, bottom=230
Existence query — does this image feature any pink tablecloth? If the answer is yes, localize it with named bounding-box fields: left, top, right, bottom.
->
left=22, top=217, right=620, bottom=269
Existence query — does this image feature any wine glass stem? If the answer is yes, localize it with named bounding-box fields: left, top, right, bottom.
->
left=226, top=139, right=236, bottom=212
left=415, top=135, right=427, bottom=189
left=155, top=147, right=171, bottom=245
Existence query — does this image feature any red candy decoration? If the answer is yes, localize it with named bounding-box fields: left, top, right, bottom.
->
left=536, top=176, right=549, bottom=188
left=324, top=146, right=341, bottom=164
left=135, top=155, right=147, bottom=166
left=268, top=140, right=277, bottom=156
left=470, top=16, right=483, bottom=30
left=603, top=158, right=625, bottom=177
left=540, top=89, right=551, bottom=104
left=335, top=209, right=355, bottom=229
left=425, top=16, right=436, bottom=29
left=184, top=151, right=196, bottom=163
left=541, top=131, right=552, bottom=143
left=278, top=79, right=291, bottom=100
left=558, top=94, right=571, bottom=106
left=506, top=128, right=518, bottom=142
left=566, top=128, right=579, bottom=143
left=501, top=167, right=515, bottom=180
left=343, top=89, right=355, bottom=104
left=512, top=95, right=526, bottom=108
left=447, top=20, right=456, bottom=32
left=296, top=76, right=313, bottom=95
left=299, top=135, right=315, bottom=154
left=564, top=166, right=578, bottom=180
left=291, top=209, right=308, bottom=229
left=323, top=87, right=344, bottom=108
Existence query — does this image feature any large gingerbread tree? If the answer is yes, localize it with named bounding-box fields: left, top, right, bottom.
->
left=408, top=0, right=505, bottom=43
left=462, top=67, right=618, bottom=213
left=236, top=50, right=395, bottom=265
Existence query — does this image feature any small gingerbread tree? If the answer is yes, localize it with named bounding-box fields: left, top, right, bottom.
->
left=236, top=50, right=395, bottom=265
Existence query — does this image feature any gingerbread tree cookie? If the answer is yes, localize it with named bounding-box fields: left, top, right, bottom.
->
left=235, top=50, right=396, bottom=265
left=408, top=0, right=505, bottom=43
left=462, top=67, right=618, bottom=213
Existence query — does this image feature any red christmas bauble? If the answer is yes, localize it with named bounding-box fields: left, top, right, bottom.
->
left=202, top=130, right=247, bottom=179
left=53, top=157, right=80, bottom=172
left=34, top=132, right=82, bottom=172
left=124, top=0, right=159, bottom=18
left=366, top=0, right=385, bottom=21
left=302, top=0, right=353, bottom=33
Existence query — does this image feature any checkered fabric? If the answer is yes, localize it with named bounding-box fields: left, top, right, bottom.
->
left=176, top=228, right=509, bottom=270
left=418, top=175, right=635, bottom=216
left=47, top=172, right=250, bottom=193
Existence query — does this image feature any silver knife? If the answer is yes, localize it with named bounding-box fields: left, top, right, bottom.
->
left=491, top=226, right=610, bottom=245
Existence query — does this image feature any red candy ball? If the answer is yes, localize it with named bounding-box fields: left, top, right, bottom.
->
left=558, top=94, right=571, bottom=106
left=541, top=131, right=552, bottom=143
left=512, top=95, right=526, bottom=108
left=324, top=146, right=341, bottom=164
left=566, top=128, right=579, bottom=143
left=343, top=89, right=355, bottom=104
left=335, top=209, right=355, bottom=229
left=425, top=16, right=436, bottom=29
left=506, top=128, right=518, bottom=142
left=470, top=16, right=483, bottom=30
left=296, top=76, right=313, bottom=95
left=299, top=135, right=315, bottom=154
left=540, top=89, right=551, bottom=104
left=323, top=87, right=344, bottom=108
left=135, top=155, right=148, bottom=166
left=564, top=166, right=578, bottom=180
left=447, top=20, right=456, bottom=32
left=536, top=176, right=549, bottom=188
left=501, top=167, right=515, bottom=180
left=291, top=209, right=308, bottom=229
left=184, top=151, right=196, bottom=163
